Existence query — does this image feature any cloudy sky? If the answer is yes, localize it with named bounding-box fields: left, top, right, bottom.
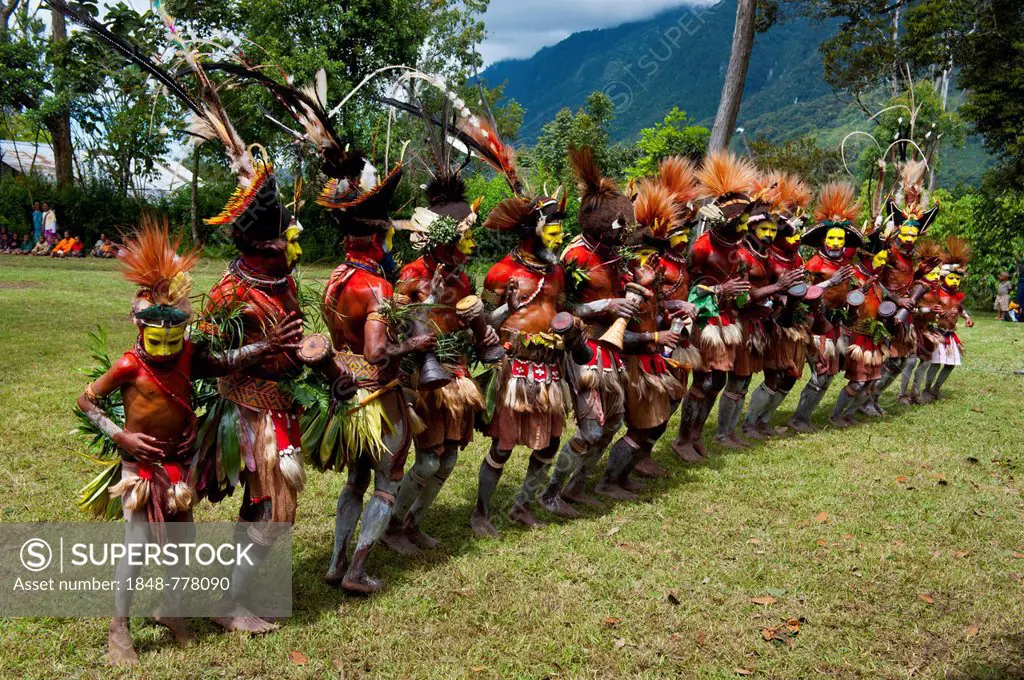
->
left=478, top=0, right=714, bottom=64
left=89, top=0, right=712, bottom=65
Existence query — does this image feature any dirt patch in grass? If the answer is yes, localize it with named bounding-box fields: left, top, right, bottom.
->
left=0, top=281, right=40, bottom=290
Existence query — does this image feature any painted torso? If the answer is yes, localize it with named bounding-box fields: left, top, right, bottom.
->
left=806, top=250, right=853, bottom=310
left=324, top=260, right=393, bottom=355
left=935, top=287, right=966, bottom=331
left=882, top=244, right=916, bottom=297
left=689, top=231, right=741, bottom=286
left=658, top=251, right=690, bottom=303
left=397, top=255, right=472, bottom=335
left=207, top=262, right=301, bottom=382
left=484, top=251, right=566, bottom=335
left=116, top=343, right=196, bottom=450
left=562, top=237, right=622, bottom=331
left=850, top=264, right=883, bottom=325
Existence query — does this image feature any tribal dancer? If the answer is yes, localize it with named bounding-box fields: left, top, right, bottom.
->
left=714, top=178, right=805, bottom=448
left=922, top=236, right=973, bottom=401
left=788, top=183, right=859, bottom=432
left=382, top=174, right=500, bottom=553
left=829, top=225, right=893, bottom=428
left=312, top=166, right=440, bottom=593
left=45, top=0, right=309, bottom=634
left=595, top=180, right=684, bottom=499
left=898, top=239, right=945, bottom=403
left=634, top=156, right=702, bottom=475
left=741, top=173, right=815, bottom=438
left=76, top=221, right=302, bottom=663
left=670, top=151, right=756, bottom=463
left=868, top=160, right=940, bottom=414
left=539, top=147, right=638, bottom=514
left=472, top=189, right=575, bottom=536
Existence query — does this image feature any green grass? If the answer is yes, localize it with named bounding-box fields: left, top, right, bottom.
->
left=2, top=255, right=1023, bottom=679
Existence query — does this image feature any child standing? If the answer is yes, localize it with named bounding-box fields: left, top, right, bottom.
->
left=994, top=272, right=1012, bottom=321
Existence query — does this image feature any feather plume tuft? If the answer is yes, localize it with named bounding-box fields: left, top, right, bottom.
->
left=658, top=156, right=701, bottom=207
left=814, top=181, right=861, bottom=224
left=569, top=147, right=620, bottom=205
left=697, top=150, right=757, bottom=201
left=633, top=179, right=679, bottom=240
left=118, top=214, right=200, bottom=307
left=483, top=196, right=532, bottom=232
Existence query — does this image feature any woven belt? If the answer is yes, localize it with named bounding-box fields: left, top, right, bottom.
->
left=336, top=348, right=382, bottom=386
left=218, top=374, right=294, bottom=411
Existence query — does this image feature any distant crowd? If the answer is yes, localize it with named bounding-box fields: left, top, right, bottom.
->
left=0, top=200, right=117, bottom=258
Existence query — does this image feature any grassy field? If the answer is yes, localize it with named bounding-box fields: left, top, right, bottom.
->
left=1, top=254, right=1023, bottom=679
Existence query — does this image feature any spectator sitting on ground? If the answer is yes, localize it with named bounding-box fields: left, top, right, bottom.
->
left=0, top=227, right=11, bottom=253
left=51, top=231, right=75, bottom=257
left=18, top=233, right=34, bottom=254
left=91, top=233, right=115, bottom=258
left=70, top=236, right=85, bottom=257
left=31, top=237, right=51, bottom=256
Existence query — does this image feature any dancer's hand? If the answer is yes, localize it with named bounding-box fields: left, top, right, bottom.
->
left=505, top=279, right=522, bottom=312
left=114, top=431, right=168, bottom=460
left=607, top=297, right=641, bottom=319
left=779, top=269, right=805, bottom=290
left=266, top=312, right=304, bottom=351
left=829, top=265, right=854, bottom=286
left=965, top=316, right=974, bottom=328
left=658, top=330, right=681, bottom=350
left=482, top=325, right=501, bottom=347
left=406, top=334, right=437, bottom=353
left=718, top=278, right=749, bottom=298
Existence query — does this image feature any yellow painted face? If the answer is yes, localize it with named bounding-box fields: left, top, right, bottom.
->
left=872, top=249, right=889, bottom=270
left=669, top=231, right=689, bottom=250
left=897, top=225, right=920, bottom=248
left=284, top=226, right=303, bottom=268
left=735, top=214, right=749, bottom=235
left=754, top=221, right=778, bottom=244
left=925, top=265, right=941, bottom=283
left=539, top=221, right=564, bottom=251
left=457, top=228, right=476, bottom=257
left=944, top=272, right=962, bottom=289
left=636, top=247, right=658, bottom=267
left=824, top=227, right=846, bottom=251
left=141, top=325, right=185, bottom=358
left=785, top=232, right=801, bottom=247
left=384, top=225, right=396, bottom=253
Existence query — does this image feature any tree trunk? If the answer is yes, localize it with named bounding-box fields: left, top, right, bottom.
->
left=190, top=149, right=200, bottom=245
left=48, top=8, right=73, bottom=187
left=709, top=0, right=757, bottom=152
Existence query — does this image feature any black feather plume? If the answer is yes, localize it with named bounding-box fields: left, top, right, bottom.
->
left=44, top=0, right=204, bottom=117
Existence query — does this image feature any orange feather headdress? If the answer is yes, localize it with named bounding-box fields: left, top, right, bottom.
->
left=633, top=179, right=679, bottom=243
left=941, top=235, right=972, bottom=276
left=658, top=156, right=700, bottom=219
left=119, top=215, right=201, bottom=327
left=813, top=182, right=861, bottom=226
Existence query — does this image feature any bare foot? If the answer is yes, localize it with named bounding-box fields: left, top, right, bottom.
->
left=788, top=418, right=815, bottom=434
left=403, top=523, right=440, bottom=550
left=212, top=606, right=278, bottom=635
left=470, top=509, right=500, bottom=538
left=538, top=493, right=580, bottom=519
left=897, top=394, right=913, bottom=406
left=633, top=456, right=669, bottom=478
left=561, top=477, right=604, bottom=507
left=714, top=434, right=745, bottom=450
left=621, top=476, right=644, bottom=493
left=108, top=620, right=139, bottom=666
left=340, top=572, right=383, bottom=595
left=380, top=529, right=422, bottom=556
left=828, top=415, right=852, bottom=429
left=672, top=439, right=706, bottom=464
left=594, top=480, right=638, bottom=501
left=152, top=612, right=196, bottom=647
left=740, top=424, right=766, bottom=440
left=508, top=502, right=546, bottom=529
left=324, top=561, right=348, bottom=587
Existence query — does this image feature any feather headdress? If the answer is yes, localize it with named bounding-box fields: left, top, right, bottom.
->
left=941, top=235, right=972, bottom=275
left=770, top=171, right=812, bottom=214
left=659, top=156, right=700, bottom=211
left=569, top=146, right=633, bottom=236
left=813, top=182, right=861, bottom=226
left=633, top=179, right=679, bottom=243
left=119, top=215, right=200, bottom=327
left=900, top=158, right=929, bottom=210
left=483, top=196, right=534, bottom=232
left=697, top=151, right=757, bottom=203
